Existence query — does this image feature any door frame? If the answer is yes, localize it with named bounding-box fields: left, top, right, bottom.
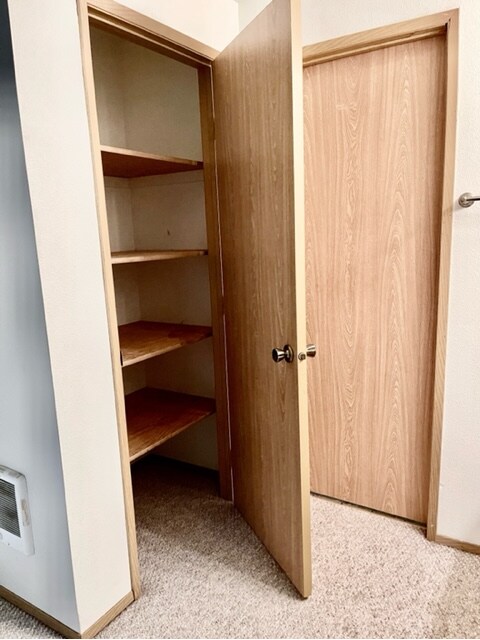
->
left=76, top=0, right=232, bottom=616
left=303, top=10, right=459, bottom=542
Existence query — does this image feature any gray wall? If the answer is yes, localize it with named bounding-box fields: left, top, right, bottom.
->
left=0, top=1, right=79, bottom=628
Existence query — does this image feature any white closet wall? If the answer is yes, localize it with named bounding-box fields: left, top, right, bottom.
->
left=116, top=0, right=239, bottom=51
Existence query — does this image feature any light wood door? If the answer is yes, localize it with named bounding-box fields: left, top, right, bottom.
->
left=213, top=0, right=311, bottom=596
left=305, top=35, right=447, bottom=523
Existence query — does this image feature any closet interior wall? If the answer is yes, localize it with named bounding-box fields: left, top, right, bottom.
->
left=90, top=27, right=218, bottom=470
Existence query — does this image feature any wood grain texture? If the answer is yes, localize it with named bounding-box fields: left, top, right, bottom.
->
left=213, top=0, right=311, bottom=596
left=79, top=592, right=134, bottom=638
left=303, top=11, right=453, bottom=67
left=101, top=145, right=202, bottom=178
left=198, top=65, right=233, bottom=500
left=126, top=388, right=215, bottom=461
left=111, top=249, right=207, bottom=264
left=0, top=586, right=134, bottom=639
left=87, top=0, right=218, bottom=67
left=434, top=535, right=480, bottom=555
left=427, top=11, right=459, bottom=540
left=119, top=321, right=212, bottom=367
left=0, top=585, right=81, bottom=639
left=305, top=36, right=447, bottom=523
left=78, top=0, right=141, bottom=599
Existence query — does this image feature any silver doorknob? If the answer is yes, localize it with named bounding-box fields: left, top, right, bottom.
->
left=272, top=344, right=294, bottom=363
left=306, top=344, right=317, bottom=357
left=298, top=344, right=317, bottom=361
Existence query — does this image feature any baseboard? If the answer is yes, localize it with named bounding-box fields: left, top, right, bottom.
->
left=0, top=585, right=80, bottom=638
left=80, top=591, right=134, bottom=638
left=435, top=534, right=480, bottom=555
left=0, top=586, right=134, bottom=638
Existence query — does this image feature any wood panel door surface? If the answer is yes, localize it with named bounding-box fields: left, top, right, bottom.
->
left=305, top=35, right=447, bottom=523
left=213, top=0, right=312, bottom=595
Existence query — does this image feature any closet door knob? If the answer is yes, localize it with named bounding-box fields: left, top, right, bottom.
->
left=272, top=345, right=294, bottom=363
left=298, top=344, right=317, bottom=361
left=306, top=344, right=317, bottom=357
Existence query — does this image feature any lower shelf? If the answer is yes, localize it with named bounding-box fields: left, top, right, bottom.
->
left=125, top=388, right=216, bottom=462
left=119, top=321, right=212, bottom=367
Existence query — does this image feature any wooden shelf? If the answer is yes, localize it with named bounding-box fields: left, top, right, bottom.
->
left=112, top=249, right=207, bottom=265
left=101, top=145, right=203, bottom=178
left=126, top=388, right=215, bottom=462
left=119, top=321, right=212, bottom=367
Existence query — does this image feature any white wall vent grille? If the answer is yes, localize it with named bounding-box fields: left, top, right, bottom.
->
left=0, top=478, right=20, bottom=536
left=0, top=466, right=34, bottom=555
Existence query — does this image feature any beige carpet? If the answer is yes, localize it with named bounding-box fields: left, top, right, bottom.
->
left=1, top=457, right=480, bottom=639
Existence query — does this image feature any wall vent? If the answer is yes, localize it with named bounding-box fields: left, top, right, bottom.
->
left=0, top=466, right=34, bottom=555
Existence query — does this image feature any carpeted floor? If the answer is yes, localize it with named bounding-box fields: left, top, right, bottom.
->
left=1, top=457, right=480, bottom=639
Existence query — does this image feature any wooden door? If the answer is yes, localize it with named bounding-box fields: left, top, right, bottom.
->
left=305, top=35, right=447, bottom=523
left=213, top=0, right=311, bottom=596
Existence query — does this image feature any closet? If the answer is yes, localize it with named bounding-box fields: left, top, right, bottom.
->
left=79, top=0, right=312, bottom=615
left=90, top=24, right=221, bottom=474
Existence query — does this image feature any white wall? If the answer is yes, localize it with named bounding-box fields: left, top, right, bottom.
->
left=7, top=0, right=132, bottom=632
left=117, top=0, right=239, bottom=51
left=237, top=0, right=268, bottom=28
left=91, top=27, right=203, bottom=160
left=0, top=2, right=78, bottom=628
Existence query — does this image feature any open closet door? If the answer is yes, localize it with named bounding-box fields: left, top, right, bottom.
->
left=213, top=0, right=311, bottom=596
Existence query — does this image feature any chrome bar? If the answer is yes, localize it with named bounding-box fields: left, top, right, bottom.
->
left=458, top=192, right=480, bottom=208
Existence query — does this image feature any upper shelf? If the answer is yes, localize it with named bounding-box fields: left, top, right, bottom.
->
left=100, top=145, right=203, bottom=178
